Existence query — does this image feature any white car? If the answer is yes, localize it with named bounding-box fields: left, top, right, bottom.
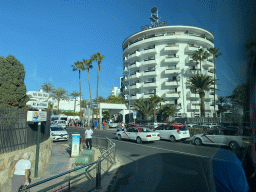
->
left=50, top=126, right=69, bottom=141
left=205, top=123, right=220, bottom=129
left=108, top=122, right=118, bottom=128
left=51, top=120, right=66, bottom=129
left=192, top=128, right=244, bottom=150
left=116, top=127, right=160, bottom=144
left=154, top=125, right=190, bottom=142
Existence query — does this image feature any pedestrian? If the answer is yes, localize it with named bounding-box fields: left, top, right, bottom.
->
left=103, top=121, right=106, bottom=129
left=84, top=126, right=93, bottom=150
left=94, top=120, right=98, bottom=130
left=12, top=152, right=31, bottom=192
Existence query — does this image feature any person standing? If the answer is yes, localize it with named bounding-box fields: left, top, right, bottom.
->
left=85, top=126, right=93, bottom=150
left=103, top=121, right=106, bottom=129
left=94, top=120, right=98, bottom=130
left=12, top=152, right=31, bottom=192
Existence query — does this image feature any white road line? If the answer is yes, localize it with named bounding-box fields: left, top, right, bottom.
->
left=114, top=139, right=210, bottom=159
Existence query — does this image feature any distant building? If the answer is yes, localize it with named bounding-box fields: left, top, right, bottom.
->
left=111, top=87, right=120, bottom=97
left=48, top=96, right=81, bottom=112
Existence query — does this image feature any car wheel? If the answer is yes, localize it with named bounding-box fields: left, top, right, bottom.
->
left=118, top=134, right=122, bottom=140
left=170, top=136, right=176, bottom=142
left=229, top=141, right=238, bottom=150
left=194, top=138, right=202, bottom=146
left=136, top=137, right=142, bottom=144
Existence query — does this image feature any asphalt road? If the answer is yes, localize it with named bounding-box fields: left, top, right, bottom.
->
left=54, top=127, right=246, bottom=192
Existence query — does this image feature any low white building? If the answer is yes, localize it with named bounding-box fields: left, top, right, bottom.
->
left=48, top=96, right=81, bottom=112
left=111, top=87, right=120, bottom=97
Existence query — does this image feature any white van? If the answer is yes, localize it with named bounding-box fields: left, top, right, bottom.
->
left=51, top=114, right=68, bottom=125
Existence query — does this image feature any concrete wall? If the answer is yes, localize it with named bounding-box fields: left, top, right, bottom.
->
left=0, top=137, right=53, bottom=192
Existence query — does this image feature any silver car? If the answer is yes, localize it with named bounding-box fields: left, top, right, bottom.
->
left=50, top=126, right=69, bottom=141
left=192, top=128, right=244, bottom=150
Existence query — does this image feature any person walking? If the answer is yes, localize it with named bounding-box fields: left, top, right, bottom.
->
left=94, top=120, right=98, bottom=130
left=12, top=152, right=31, bottom=192
left=84, top=126, right=93, bottom=150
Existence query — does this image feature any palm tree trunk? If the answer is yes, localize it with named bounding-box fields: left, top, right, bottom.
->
left=96, top=64, right=99, bottom=127
left=58, top=99, right=60, bottom=113
left=200, top=92, right=205, bottom=117
left=79, top=70, right=82, bottom=116
left=213, top=56, right=216, bottom=116
left=74, top=96, right=76, bottom=113
left=88, top=70, right=93, bottom=120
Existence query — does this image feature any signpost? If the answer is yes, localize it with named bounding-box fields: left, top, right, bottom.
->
left=71, top=134, right=80, bottom=157
left=26, top=90, right=49, bottom=178
left=133, top=111, right=137, bottom=124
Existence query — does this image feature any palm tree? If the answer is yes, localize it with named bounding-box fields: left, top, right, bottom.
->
left=191, top=54, right=200, bottom=74
left=71, top=61, right=87, bottom=116
left=91, top=53, right=105, bottom=124
left=188, top=74, right=214, bottom=117
left=41, top=82, right=54, bottom=102
left=50, top=87, right=70, bottom=113
left=159, top=104, right=176, bottom=122
left=48, top=102, right=54, bottom=114
left=133, top=98, right=154, bottom=120
left=192, top=48, right=210, bottom=74
left=70, top=90, right=80, bottom=113
left=208, top=48, right=222, bottom=115
left=80, top=99, right=87, bottom=109
left=149, top=94, right=165, bottom=122
left=83, top=59, right=94, bottom=112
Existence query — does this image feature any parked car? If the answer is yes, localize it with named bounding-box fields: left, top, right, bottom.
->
left=116, top=127, right=160, bottom=144
left=186, top=124, right=198, bottom=128
left=192, top=128, right=244, bottom=150
left=108, top=121, right=118, bottom=128
left=205, top=123, right=220, bottom=129
left=154, top=124, right=190, bottom=142
left=50, top=126, right=69, bottom=141
left=51, top=120, right=66, bottom=129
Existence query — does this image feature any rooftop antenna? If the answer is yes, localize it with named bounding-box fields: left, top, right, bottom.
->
left=149, top=7, right=160, bottom=24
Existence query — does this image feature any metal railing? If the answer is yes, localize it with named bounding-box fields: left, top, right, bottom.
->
left=22, top=136, right=116, bottom=192
left=0, top=108, right=51, bottom=154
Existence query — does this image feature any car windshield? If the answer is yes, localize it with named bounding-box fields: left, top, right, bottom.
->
left=51, top=127, right=65, bottom=131
left=140, top=128, right=153, bottom=132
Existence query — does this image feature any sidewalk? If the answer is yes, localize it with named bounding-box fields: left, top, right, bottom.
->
left=29, top=142, right=122, bottom=192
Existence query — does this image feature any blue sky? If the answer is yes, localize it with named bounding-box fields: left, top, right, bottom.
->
left=0, top=0, right=255, bottom=101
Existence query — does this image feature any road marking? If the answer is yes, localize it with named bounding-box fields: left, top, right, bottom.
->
left=114, top=140, right=210, bottom=159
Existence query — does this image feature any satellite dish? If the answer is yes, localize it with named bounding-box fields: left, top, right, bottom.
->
left=151, top=7, right=158, bottom=14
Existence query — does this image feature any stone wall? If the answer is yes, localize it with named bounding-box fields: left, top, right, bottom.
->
left=0, top=137, right=53, bottom=192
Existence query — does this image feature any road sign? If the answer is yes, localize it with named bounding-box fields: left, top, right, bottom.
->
left=27, top=111, right=47, bottom=122
left=133, top=111, right=137, bottom=116
left=26, top=101, right=48, bottom=109
left=133, top=115, right=136, bottom=119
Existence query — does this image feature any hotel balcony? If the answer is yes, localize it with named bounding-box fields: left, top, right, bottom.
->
left=143, top=81, right=157, bottom=88
left=123, top=68, right=129, bottom=73
left=165, top=92, right=180, bottom=98
left=184, top=45, right=200, bottom=54
left=127, top=51, right=140, bottom=61
left=186, top=91, right=200, bottom=99
left=165, top=80, right=180, bottom=87
left=123, top=57, right=129, bottom=64
left=205, top=103, right=212, bottom=111
left=187, top=103, right=200, bottom=111
left=202, top=60, right=214, bottom=68
left=165, top=68, right=180, bottom=75
left=130, top=93, right=142, bottom=100
left=142, top=59, right=157, bottom=66
left=128, top=61, right=141, bottom=69
left=186, top=69, right=197, bottom=76
left=164, top=57, right=180, bottom=64
left=129, top=73, right=141, bottom=80
left=130, top=83, right=142, bottom=90
left=164, top=45, right=179, bottom=53
left=141, top=48, right=157, bottom=56
left=185, top=57, right=197, bottom=65
left=143, top=70, right=157, bottom=77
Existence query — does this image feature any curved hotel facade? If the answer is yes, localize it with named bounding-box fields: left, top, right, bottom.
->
left=122, top=25, right=218, bottom=118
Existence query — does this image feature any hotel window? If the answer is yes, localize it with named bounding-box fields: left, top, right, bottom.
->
left=191, top=88, right=197, bottom=93
left=190, top=66, right=196, bottom=70
left=169, top=88, right=177, bottom=93
left=145, top=55, right=155, bottom=61
left=168, top=54, right=176, bottom=58
left=167, top=32, right=175, bottom=35
left=168, top=65, right=176, bottom=69
left=167, top=43, right=176, bottom=47
left=147, top=78, right=155, bottom=82
left=148, top=66, right=155, bottom=71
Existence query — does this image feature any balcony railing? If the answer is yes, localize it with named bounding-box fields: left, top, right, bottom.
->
left=165, top=92, right=180, bottom=98
left=164, top=57, right=180, bottom=63
left=165, top=80, right=180, bottom=87
left=164, top=45, right=179, bottom=53
left=165, top=68, right=180, bottom=74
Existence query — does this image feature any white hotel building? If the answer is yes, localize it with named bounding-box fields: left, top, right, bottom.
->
left=122, top=25, right=218, bottom=118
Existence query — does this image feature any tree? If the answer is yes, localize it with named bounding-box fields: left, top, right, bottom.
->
left=0, top=55, right=29, bottom=108
left=191, top=53, right=200, bottom=74
left=188, top=74, right=214, bottom=117
left=48, top=102, right=54, bottom=114
left=93, top=96, right=105, bottom=103
left=41, top=82, right=54, bottom=93
left=70, top=90, right=80, bottom=113
left=83, top=59, right=94, bottom=111
left=149, top=94, right=165, bottom=122
left=80, top=99, right=87, bottom=109
left=226, top=83, right=249, bottom=106
left=192, top=48, right=210, bottom=74
left=105, top=94, right=124, bottom=104
left=103, top=110, right=110, bottom=120
left=91, top=52, right=105, bottom=125
left=71, top=61, right=86, bottom=116
left=208, top=48, right=222, bottom=115
left=158, top=104, right=176, bottom=122
left=133, top=98, right=154, bottom=120
left=50, top=87, right=69, bottom=112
